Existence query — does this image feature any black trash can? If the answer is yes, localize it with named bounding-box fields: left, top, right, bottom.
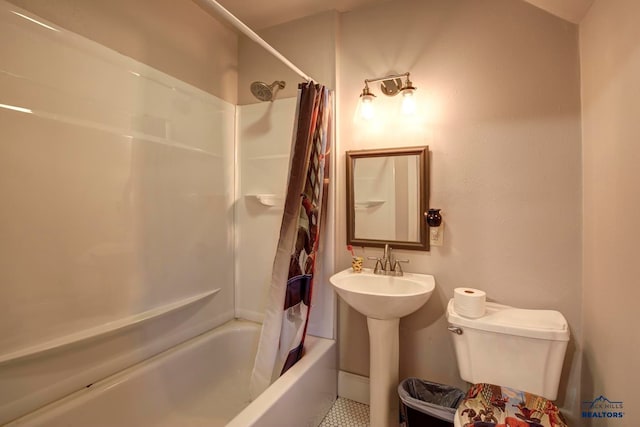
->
left=398, top=378, right=465, bottom=427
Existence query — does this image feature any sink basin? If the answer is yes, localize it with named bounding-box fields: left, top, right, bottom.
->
left=329, top=268, right=435, bottom=320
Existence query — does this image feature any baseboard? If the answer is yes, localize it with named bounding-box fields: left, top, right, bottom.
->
left=338, top=370, right=370, bottom=405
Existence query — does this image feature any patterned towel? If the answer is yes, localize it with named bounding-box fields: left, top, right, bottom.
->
left=456, top=383, right=568, bottom=427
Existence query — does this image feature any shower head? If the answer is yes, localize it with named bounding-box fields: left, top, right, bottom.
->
left=250, top=80, right=286, bottom=102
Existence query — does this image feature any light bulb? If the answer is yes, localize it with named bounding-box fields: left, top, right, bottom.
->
left=360, top=94, right=375, bottom=120
left=401, top=89, right=416, bottom=115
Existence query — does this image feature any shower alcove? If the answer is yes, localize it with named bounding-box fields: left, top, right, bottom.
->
left=0, top=0, right=336, bottom=424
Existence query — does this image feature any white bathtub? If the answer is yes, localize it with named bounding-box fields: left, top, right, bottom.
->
left=8, top=320, right=337, bottom=427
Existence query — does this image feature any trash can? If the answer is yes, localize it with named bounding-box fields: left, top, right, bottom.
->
left=398, top=378, right=465, bottom=427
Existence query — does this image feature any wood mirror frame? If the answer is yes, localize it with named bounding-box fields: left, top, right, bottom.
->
left=346, top=146, right=429, bottom=251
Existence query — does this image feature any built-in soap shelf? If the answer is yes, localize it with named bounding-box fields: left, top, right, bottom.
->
left=354, top=200, right=385, bottom=210
left=246, top=194, right=285, bottom=207
left=0, top=288, right=220, bottom=366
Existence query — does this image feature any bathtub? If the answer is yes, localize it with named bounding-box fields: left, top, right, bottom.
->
left=8, top=320, right=337, bottom=426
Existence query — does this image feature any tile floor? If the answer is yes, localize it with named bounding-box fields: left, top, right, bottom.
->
left=320, top=397, right=370, bottom=426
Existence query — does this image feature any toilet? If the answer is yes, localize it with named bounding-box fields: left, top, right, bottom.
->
left=446, top=299, right=570, bottom=427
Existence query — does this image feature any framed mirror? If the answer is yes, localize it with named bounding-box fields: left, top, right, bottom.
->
left=346, top=146, right=429, bottom=251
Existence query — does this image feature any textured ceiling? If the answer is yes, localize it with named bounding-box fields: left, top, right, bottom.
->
left=214, top=0, right=594, bottom=29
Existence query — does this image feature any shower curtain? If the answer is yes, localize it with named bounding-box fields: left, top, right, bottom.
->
left=250, top=82, right=333, bottom=398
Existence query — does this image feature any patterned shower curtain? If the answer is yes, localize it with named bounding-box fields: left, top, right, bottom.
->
left=250, top=82, right=333, bottom=398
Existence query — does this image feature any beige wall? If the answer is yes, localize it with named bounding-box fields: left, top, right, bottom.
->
left=6, top=0, right=238, bottom=103
left=237, top=10, right=338, bottom=105
left=336, top=0, right=583, bottom=421
left=580, top=0, right=640, bottom=423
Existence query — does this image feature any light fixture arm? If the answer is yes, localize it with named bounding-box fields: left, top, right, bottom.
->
left=357, top=71, right=417, bottom=118
left=364, top=72, right=411, bottom=85
left=362, top=72, right=414, bottom=97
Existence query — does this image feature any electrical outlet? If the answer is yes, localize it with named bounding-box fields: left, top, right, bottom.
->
left=430, top=224, right=444, bottom=246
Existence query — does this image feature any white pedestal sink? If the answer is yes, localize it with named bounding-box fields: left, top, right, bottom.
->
left=329, top=268, right=435, bottom=427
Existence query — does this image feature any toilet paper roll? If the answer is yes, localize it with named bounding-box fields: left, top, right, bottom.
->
left=453, top=288, right=487, bottom=318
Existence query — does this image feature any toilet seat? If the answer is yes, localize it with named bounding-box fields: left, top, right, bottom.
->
left=454, top=383, right=567, bottom=427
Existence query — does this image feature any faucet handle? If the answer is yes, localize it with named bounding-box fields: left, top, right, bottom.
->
left=367, top=256, right=384, bottom=274
left=391, top=259, right=409, bottom=276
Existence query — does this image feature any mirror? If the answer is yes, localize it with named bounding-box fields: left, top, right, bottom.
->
left=346, top=146, right=429, bottom=251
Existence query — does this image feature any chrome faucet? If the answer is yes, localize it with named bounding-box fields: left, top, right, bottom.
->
left=368, top=244, right=409, bottom=276
left=382, top=244, right=393, bottom=272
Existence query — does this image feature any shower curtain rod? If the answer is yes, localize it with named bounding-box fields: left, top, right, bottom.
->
left=202, top=0, right=314, bottom=83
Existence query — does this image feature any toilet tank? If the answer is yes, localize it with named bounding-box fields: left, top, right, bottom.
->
left=446, top=299, right=569, bottom=400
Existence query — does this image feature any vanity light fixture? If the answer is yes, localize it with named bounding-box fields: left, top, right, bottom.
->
left=358, top=72, right=417, bottom=119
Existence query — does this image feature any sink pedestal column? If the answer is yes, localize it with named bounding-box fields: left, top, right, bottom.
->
left=367, top=317, right=400, bottom=427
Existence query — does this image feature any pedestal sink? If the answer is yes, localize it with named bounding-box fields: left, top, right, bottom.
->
left=329, top=268, right=435, bottom=427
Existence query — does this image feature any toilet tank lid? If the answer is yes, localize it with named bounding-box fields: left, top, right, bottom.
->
left=446, top=299, right=570, bottom=341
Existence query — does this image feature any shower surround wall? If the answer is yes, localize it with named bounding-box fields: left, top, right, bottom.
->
left=234, top=97, right=337, bottom=339
left=235, top=98, right=298, bottom=323
left=234, top=11, right=338, bottom=340
left=0, top=2, right=236, bottom=423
